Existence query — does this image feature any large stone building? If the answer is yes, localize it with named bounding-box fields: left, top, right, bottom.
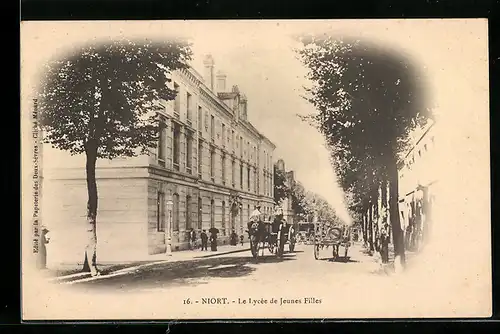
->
left=42, top=55, right=276, bottom=262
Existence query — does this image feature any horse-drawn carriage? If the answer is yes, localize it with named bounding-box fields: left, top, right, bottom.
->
left=313, top=221, right=351, bottom=261
left=247, top=219, right=296, bottom=259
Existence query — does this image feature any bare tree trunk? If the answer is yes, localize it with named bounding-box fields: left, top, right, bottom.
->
left=388, top=160, right=406, bottom=268
left=380, top=179, right=390, bottom=263
left=373, top=190, right=379, bottom=253
left=361, top=209, right=368, bottom=245
left=82, top=142, right=100, bottom=276
left=368, top=202, right=374, bottom=252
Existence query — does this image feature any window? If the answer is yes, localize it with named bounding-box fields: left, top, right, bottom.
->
left=157, top=121, right=166, bottom=167
left=240, top=202, right=244, bottom=231
left=173, top=123, right=181, bottom=170
left=247, top=166, right=251, bottom=191
left=198, top=106, right=203, bottom=131
left=186, top=132, right=193, bottom=173
left=247, top=204, right=250, bottom=223
left=222, top=123, right=226, bottom=146
left=231, top=130, right=235, bottom=152
left=198, top=197, right=203, bottom=229
left=198, top=140, right=203, bottom=178
left=157, top=192, right=165, bottom=232
left=240, top=163, right=244, bottom=189
left=264, top=176, right=267, bottom=196
left=269, top=175, right=273, bottom=196
left=232, top=159, right=236, bottom=186
left=221, top=153, right=226, bottom=184
left=210, top=115, right=215, bottom=140
left=240, top=137, right=243, bottom=156
left=173, top=193, right=180, bottom=231
left=186, top=195, right=192, bottom=229
left=173, top=83, right=180, bottom=117
left=221, top=201, right=226, bottom=235
left=186, top=92, right=192, bottom=125
left=210, top=149, right=215, bottom=181
left=254, top=169, right=258, bottom=193
left=210, top=199, right=215, bottom=228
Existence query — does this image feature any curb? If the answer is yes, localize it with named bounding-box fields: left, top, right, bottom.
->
left=194, top=247, right=250, bottom=259
left=53, top=247, right=251, bottom=284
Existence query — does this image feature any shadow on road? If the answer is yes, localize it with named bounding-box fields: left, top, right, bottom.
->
left=73, top=252, right=298, bottom=291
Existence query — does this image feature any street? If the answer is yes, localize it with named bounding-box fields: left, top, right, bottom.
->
left=57, top=242, right=387, bottom=293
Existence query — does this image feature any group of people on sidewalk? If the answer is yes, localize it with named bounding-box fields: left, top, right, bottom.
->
left=187, top=227, right=245, bottom=252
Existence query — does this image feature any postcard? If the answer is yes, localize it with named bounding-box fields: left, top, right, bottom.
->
left=21, top=19, right=491, bottom=320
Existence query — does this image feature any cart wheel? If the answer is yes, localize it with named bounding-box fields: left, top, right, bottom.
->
left=314, top=244, right=320, bottom=260
left=268, top=243, right=275, bottom=254
left=250, top=235, right=259, bottom=259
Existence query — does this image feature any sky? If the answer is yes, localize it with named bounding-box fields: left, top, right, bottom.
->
left=21, top=19, right=489, bottom=227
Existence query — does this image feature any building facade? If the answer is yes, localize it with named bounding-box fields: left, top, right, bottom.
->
left=42, top=55, right=275, bottom=261
left=398, top=120, right=438, bottom=251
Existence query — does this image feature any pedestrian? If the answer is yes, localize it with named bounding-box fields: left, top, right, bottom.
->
left=209, top=228, right=219, bottom=251
left=230, top=229, right=238, bottom=246
left=240, top=234, right=244, bottom=246
left=190, top=228, right=197, bottom=250
left=200, top=229, right=208, bottom=251
left=36, top=226, right=50, bottom=270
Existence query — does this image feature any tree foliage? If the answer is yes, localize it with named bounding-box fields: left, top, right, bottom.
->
left=297, top=34, right=432, bottom=263
left=39, top=39, right=193, bottom=159
left=37, top=39, right=193, bottom=273
left=273, top=164, right=290, bottom=205
left=297, top=36, right=430, bottom=166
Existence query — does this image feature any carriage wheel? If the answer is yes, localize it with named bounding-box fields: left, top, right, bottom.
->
left=268, top=241, right=275, bottom=254
left=250, top=235, right=259, bottom=259
left=314, top=243, right=320, bottom=260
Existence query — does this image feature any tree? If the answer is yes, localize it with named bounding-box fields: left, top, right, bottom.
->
left=297, top=35, right=431, bottom=267
left=38, top=39, right=192, bottom=275
left=290, top=181, right=308, bottom=221
left=273, top=164, right=290, bottom=205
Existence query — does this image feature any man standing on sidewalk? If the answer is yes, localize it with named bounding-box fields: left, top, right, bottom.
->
left=200, top=230, right=208, bottom=251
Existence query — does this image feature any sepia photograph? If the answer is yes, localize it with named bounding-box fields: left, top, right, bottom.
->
left=21, top=19, right=491, bottom=320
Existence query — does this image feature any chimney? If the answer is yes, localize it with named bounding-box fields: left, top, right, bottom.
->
left=276, top=159, right=285, bottom=172
left=203, top=54, right=215, bottom=91
left=216, top=70, right=227, bottom=93
left=239, top=93, right=248, bottom=120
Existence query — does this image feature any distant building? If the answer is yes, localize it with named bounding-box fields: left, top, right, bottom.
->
left=274, top=159, right=296, bottom=225
left=398, top=120, right=438, bottom=250
left=42, top=54, right=276, bottom=262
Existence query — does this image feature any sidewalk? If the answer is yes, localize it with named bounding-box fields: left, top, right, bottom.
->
left=46, top=243, right=251, bottom=278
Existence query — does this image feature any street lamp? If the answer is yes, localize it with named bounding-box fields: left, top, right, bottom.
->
left=165, top=197, right=174, bottom=256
